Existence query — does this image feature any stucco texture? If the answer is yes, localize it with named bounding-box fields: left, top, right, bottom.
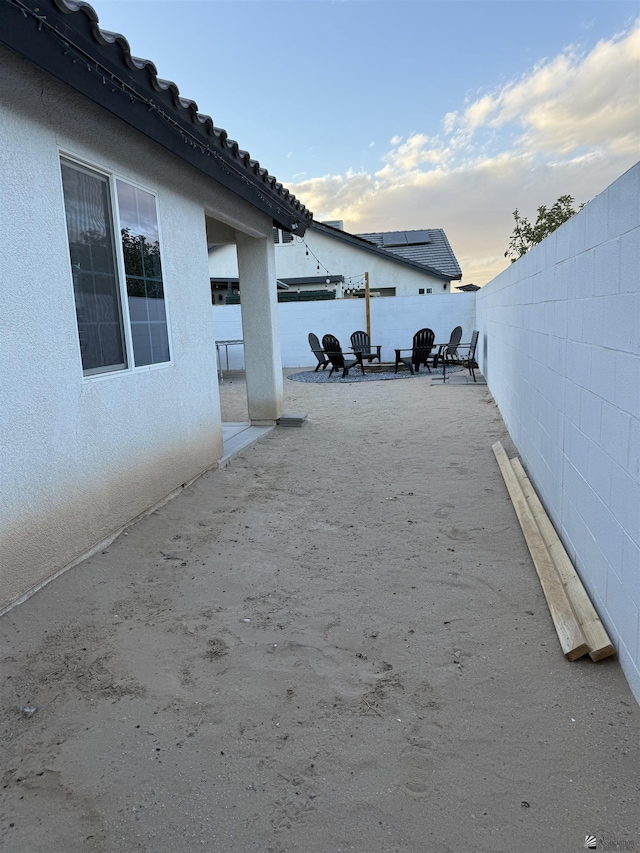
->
left=0, top=46, right=274, bottom=608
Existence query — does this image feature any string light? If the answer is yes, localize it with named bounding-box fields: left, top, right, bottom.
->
left=342, top=273, right=367, bottom=296
left=297, top=236, right=333, bottom=280
left=292, top=238, right=367, bottom=296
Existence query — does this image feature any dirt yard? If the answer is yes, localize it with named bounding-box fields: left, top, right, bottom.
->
left=2, top=370, right=638, bottom=853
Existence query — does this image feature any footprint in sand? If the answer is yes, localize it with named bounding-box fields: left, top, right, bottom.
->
left=447, top=526, right=471, bottom=541
left=449, top=463, right=470, bottom=476
left=434, top=503, right=454, bottom=519
left=400, top=743, right=434, bottom=795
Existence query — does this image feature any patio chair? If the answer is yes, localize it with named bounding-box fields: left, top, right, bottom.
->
left=308, top=332, right=330, bottom=371
left=434, top=325, right=463, bottom=381
left=322, top=334, right=364, bottom=378
left=350, top=330, right=382, bottom=363
left=459, top=330, right=480, bottom=381
left=394, top=328, right=435, bottom=375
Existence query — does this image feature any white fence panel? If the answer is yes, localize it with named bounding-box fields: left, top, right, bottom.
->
left=476, top=163, right=640, bottom=701
left=212, top=293, right=476, bottom=368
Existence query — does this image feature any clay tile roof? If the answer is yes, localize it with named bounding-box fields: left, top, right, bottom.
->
left=0, top=0, right=312, bottom=234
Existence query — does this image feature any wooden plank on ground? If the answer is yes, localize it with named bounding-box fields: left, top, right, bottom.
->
left=492, top=441, right=589, bottom=661
left=510, top=457, right=616, bottom=662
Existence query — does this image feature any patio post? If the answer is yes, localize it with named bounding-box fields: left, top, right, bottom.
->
left=365, top=271, right=370, bottom=338
left=235, top=231, right=283, bottom=423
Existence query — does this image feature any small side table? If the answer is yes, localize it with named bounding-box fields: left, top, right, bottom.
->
left=215, top=339, right=244, bottom=382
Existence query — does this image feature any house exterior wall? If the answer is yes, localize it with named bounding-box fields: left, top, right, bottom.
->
left=210, top=229, right=451, bottom=296
left=476, top=163, right=640, bottom=701
left=0, top=46, right=273, bottom=610
left=213, top=294, right=476, bottom=367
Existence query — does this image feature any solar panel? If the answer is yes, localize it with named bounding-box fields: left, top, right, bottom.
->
left=381, top=230, right=431, bottom=247
left=404, top=230, right=431, bottom=245
left=381, top=231, right=408, bottom=247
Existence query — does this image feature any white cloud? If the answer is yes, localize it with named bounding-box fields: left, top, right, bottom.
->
left=463, top=94, right=497, bottom=131
left=377, top=133, right=450, bottom=175
left=289, top=170, right=375, bottom=222
left=442, top=111, right=458, bottom=134
left=457, top=23, right=640, bottom=157
left=289, top=23, right=640, bottom=286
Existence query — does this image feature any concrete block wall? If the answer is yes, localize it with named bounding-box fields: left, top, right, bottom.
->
left=212, top=293, right=476, bottom=368
left=476, top=163, right=640, bottom=701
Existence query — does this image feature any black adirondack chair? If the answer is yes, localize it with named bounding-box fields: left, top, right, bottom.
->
left=434, top=325, right=463, bottom=381
left=322, top=334, right=364, bottom=378
left=308, top=332, right=330, bottom=371
left=394, top=328, right=435, bottom=375
left=350, top=330, right=382, bottom=363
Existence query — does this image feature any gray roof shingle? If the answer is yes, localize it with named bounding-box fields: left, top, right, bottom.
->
left=356, top=230, right=462, bottom=279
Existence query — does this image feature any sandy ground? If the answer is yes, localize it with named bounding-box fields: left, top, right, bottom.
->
left=2, top=370, right=638, bottom=853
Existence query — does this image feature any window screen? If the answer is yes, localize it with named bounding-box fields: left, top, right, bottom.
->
left=61, top=161, right=127, bottom=374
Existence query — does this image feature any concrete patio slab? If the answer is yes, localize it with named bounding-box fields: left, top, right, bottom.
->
left=220, top=422, right=274, bottom=467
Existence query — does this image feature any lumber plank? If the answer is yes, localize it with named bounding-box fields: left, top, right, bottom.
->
left=492, top=442, right=589, bottom=661
left=510, top=457, right=616, bottom=662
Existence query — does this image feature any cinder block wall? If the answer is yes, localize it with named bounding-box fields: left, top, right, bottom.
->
left=212, top=293, right=476, bottom=368
left=476, top=164, right=640, bottom=701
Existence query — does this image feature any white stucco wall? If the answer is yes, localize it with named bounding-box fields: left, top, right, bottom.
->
left=213, top=294, right=476, bottom=368
left=0, top=46, right=273, bottom=609
left=476, top=164, right=640, bottom=700
left=210, top=229, right=451, bottom=296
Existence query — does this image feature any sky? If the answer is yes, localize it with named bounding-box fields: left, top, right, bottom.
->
left=94, top=0, right=639, bottom=285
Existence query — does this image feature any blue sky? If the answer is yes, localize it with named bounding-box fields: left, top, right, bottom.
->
left=95, top=1, right=640, bottom=283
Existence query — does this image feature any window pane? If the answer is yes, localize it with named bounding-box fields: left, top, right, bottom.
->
left=117, top=181, right=170, bottom=367
left=130, top=323, right=153, bottom=367
left=149, top=323, right=170, bottom=364
left=61, top=161, right=127, bottom=373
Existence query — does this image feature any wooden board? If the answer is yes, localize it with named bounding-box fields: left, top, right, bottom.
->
left=492, top=442, right=589, bottom=661
left=510, top=457, right=616, bottom=662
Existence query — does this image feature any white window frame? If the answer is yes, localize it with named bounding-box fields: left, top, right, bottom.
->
left=59, top=151, right=173, bottom=380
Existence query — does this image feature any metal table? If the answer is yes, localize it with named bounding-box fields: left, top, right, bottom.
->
left=215, top=339, right=244, bottom=382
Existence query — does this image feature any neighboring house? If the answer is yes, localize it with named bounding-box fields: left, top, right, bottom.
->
left=0, top=0, right=311, bottom=611
left=209, top=220, right=462, bottom=301
left=356, top=228, right=462, bottom=284
left=456, top=284, right=481, bottom=292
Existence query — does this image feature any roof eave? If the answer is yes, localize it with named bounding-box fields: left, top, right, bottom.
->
left=311, top=221, right=456, bottom=281
left=0, top=0, right=312, bottom=235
